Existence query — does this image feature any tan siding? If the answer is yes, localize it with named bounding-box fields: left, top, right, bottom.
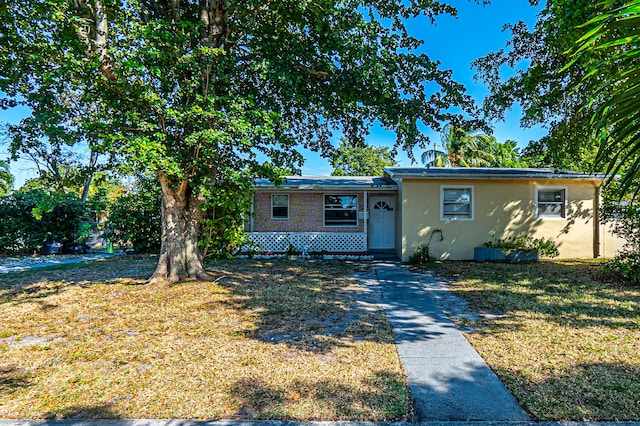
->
left=600, top=222, right=627, bottom=258
left=394, top=178, right=405, bottom=259
left=399, top=178, right=605, bottom=262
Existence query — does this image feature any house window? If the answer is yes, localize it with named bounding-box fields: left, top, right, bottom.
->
left=374, top=201, right=393, bottom=211
left=441, top=186, right=474, bottom=220
left=324, top=195, right=358, bottom=226
left=537, top=187, right=567, bottom=219
left=271, top=194, right=289, bottom=219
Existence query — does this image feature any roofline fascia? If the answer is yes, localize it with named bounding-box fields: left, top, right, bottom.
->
left=383, top=169, right=605, bottom=181
left=254, top=184, right=398, bottom=191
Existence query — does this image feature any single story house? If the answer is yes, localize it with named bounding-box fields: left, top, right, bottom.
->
left=245, top=167, right=625, bottom=262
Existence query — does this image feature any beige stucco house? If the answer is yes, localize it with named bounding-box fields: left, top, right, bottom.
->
left=246, top=167, right=625, bottom=261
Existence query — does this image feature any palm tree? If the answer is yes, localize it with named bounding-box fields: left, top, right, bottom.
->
left=421, top=142, right=450, bottom=167
left=570, top=0, right=640, bottom=196
left=0, top=160, right=13, bottom=195
left=440, top=124, right=495, bottom=167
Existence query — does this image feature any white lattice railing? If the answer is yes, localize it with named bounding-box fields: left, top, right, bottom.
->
left=247, top=232, right=367, bottom=253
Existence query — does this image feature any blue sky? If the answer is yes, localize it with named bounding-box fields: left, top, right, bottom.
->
left=301, top=0, right=547, bottom=174
left=1, top=0, right=545, bottom=186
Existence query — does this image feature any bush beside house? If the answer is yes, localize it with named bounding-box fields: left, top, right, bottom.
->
left=602, top=201, right=640, bottom=284
left=474, top=234, right=560, bottom=263
left=0, top=190, right=86, bottom=255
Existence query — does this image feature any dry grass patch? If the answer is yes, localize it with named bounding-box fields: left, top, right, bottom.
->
left=0, top=257, right=407, bottom=420
left=439, top=260, right=640, bottom=421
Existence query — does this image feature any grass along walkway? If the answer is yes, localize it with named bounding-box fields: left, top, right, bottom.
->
left=438, top=260, right=640, bottom=421
left=0, top=257, right=408, bottom=420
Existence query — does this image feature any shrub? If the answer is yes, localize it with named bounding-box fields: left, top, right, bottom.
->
left=409, top=244, right=435, bottom=264
left=105, top=176, right=162, bottom=253
left=0, top=193, right=41, bottom=254
left=0, top=190, right=86, bottom=255
left=105, top=172, right=253, bottom=258
left=485, top=234, right=559, bottom=258
left=199, top=174, right=253, bottom=260
left=601, top=201, right=640, bottom=284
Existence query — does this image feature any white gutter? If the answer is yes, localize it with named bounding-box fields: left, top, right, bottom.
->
left=364, top=191, right=368, bottom=252
left=249, top=194, right=254, bottom=232
left=253, top=185, right=397, bottom=191
left=383, top=168, right=606, bottom=181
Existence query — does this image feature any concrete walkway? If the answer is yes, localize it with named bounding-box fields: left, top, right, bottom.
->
left=0, top=254, right=118, bottom=274
left=373, top=260, right=530, bottom=422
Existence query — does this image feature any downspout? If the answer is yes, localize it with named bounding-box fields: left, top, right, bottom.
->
left=593, top=186, right=600, bottom=258
left=250, top=194, right=255, bottom=233
left=364, top=191, right=368, bottom=252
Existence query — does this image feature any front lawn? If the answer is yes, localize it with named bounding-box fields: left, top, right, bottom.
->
left=0, top=256, right=407, bottom=420
left=439, top=260, right=640, bottom=421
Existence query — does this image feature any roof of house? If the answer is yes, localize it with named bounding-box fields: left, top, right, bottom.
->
left=253, top=168, right=605, bottom=191
left=384, top=167, right=605, bottom=181
left=254, top=175, right=397, bottom=190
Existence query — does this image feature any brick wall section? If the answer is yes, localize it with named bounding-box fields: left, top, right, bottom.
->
left=252, top=191, right=365, bottom=233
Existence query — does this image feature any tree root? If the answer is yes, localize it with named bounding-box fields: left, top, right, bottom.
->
left=194, top=271, right=216, bottom=282
left=146, top=271, right=215, bottom=284
left=146, top=273, right=169, bottom=285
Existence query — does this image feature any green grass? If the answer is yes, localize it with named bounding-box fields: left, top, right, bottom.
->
left=439, top=260, right=640, bottom=421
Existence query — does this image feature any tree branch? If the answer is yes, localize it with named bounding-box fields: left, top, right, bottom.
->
left=74, top=0, right=117, bottom=81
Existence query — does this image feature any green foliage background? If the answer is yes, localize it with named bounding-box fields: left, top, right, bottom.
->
left=0, top=190, right=86, bottom=255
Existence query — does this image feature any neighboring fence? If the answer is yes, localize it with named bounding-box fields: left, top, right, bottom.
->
left=247, top=232, right=367, bottom=253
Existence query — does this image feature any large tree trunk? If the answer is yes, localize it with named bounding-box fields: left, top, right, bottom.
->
left=148, top=173, right=214, bottom=284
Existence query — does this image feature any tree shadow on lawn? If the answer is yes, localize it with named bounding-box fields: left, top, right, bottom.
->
left=228, top=370, right=408, bottom=421
left=42, top=404, right=125, bottom=420
left=0, top=256, right=155, bottom=306
left=434, top=262, right=640, bottom=420
left=0, top=367, right=124, bottom=420
left=1, top=256, right=393, bottom=355
left=213, top=259, right=395, bottom=353
left=438, top=261, right=640, bottom=330
left=495, top=361, right=640, bottom=420
left=0, top=365, right=33, bottom=393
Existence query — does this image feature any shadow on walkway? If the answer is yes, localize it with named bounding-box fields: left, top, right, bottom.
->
left=373, top=260, right=530, bottom=422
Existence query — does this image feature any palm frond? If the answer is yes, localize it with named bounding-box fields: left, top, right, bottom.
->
left=570, top=0, right=640, bottom=198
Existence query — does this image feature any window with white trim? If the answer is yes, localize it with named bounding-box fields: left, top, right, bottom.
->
left=536, top=187, right=567, bottom=219
left=441, top=186, right=474, bottom=220
left=271, top=194, right=289, bottom=219
left=324, top=195, right=358, bottom=226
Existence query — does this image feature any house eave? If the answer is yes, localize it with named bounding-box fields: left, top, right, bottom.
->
left=383, top=167, right=606, bottom=182
left=254, top=184, right=398, bottom=191
left=254, top=176, right=398, bottom=191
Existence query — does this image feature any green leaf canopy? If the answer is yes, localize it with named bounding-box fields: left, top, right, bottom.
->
left=1, top=0, right=479, bottom=180
left=0, top=0, right=480, bottom=281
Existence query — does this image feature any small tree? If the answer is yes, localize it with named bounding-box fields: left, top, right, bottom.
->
left=0, top=189, right=86, bottom=255
left=602, top=200, right=640, bottom=285
left=601, top=179, right=640, bottom=284
left=482, top=138, right=529, bottom=168
left=106, top=176, right=162, bottom=253
left=441, top=125, right=495, bottom=167
left=199, top=170, right=254, bottom=259
left=430, top=125, right=527, bottom=168
left=331, top=140, right=396, bottom=176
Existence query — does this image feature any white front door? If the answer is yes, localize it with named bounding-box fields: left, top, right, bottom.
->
left=369, top=195, right=395, bottom=250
